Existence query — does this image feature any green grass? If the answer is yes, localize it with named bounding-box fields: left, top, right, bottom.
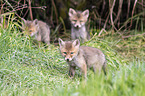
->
left=0, top=26, right=145, bottom=96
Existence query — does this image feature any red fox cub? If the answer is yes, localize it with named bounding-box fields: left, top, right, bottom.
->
left=68, top=8, right=90, bottom=43
left=58, top=38, right=106, bottom=79
left=22, top=19, right=50, bottom=45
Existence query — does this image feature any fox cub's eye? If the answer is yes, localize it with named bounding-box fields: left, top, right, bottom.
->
left=70, top=52, right=74, bottom=54
left=73, top=20, right=77, bottom=22
left=29, top=30, right=33, bottom=32
left=80, top=20, right=83, bottom=23
left=63, top=52, right=67, bottom=54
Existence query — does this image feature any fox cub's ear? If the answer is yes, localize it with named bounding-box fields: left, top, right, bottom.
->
left=33, top=19, right=39, bottom=28
left=73, top=39, right=80, bottom=47
left=82, top=9, right=89, bottom=18
left=33, top=19, right=38, bottom=25
left=58, top=38, right=65, bottom=46
left=69, top=8, right=76, bottom=16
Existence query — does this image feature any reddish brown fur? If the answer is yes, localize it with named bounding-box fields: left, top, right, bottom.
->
left=69, top=11, right=87, bottom=23
left=68, top=8, right=90, bottom=43
left=60, top=41, right=79, bottom=59
left=59, top=38, right=106, bottom=79
left=65, top=41, right=73, bottom=50
left=22, top=20, right=38, bottom=35
left=22, top=19, right=50, bottom=45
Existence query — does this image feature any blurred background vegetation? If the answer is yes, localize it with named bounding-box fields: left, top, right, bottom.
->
left=1, top=0, right=145, bottom=31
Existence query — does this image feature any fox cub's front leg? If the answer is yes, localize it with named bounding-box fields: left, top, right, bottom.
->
left=80, top=64, right=87, bottom=79
left=69, top=66, right=76, bottom=78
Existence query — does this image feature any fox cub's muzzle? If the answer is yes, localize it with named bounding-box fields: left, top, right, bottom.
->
left=65, top=56, right=72, bottom=61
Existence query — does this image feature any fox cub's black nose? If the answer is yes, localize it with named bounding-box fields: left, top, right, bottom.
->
left=66, top=59, right=69, bottom=61
left=76, top=25, right=79, bottom=28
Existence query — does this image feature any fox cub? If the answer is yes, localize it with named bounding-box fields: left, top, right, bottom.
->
left=22, top=19, right=50, bottom=45
left=59, top=38, right=106, bottom=79
left=69, top=8, right=90, bottom=43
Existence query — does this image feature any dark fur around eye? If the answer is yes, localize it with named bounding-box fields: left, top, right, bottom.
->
left=71, top=52, right=74, bottom=54
left=73, top=20, right=77, bottom=22
left=80, top=20, right=83, bottom=22
left=29, top=30, right=33, bottom=32
left=63, top=52, right=67, bottom=54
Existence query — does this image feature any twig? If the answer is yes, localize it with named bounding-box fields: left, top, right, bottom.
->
left=109, top=0, right=117, bottom=31
left=127, top=0, right=130, bottom=19
left=51, top=0, right=58, bottom=25
left=4, top=0, right=28, bottom=18
left=126, top=0, right=130, bottom=29
left=59, top=17, right=66, bottom=34
left=98, top=28, right=107, bottom=36
left=31, top=6, right=46, bottom=10
left=114, top=0, right=123, bottom=24
left=0, top=2, right=6, bottom=14
left=103, top=14, right=109, bottom=29
left=118, top=12, right=143, bottom=31
left=92, top=11, right=97, bottom=20
left=137, top=1, right=145, bottom=7
left=50, top=4, right=54, bottom=28
left=4, top=6, right=28, bottom=14
left=122, top=33, right=145, bottom=39
left=129, top=0, right=138, bottom=29
left=23, top=8, right=29, bottom=18
left=99, top=0, right=106, bottom=29
left=98, top=14, right=109, bottom=37
left=101, top=0, right=106, bottom=17
left=28, top=0, right=33, bottom=20
left=94, top=9, right=100, bottom=17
